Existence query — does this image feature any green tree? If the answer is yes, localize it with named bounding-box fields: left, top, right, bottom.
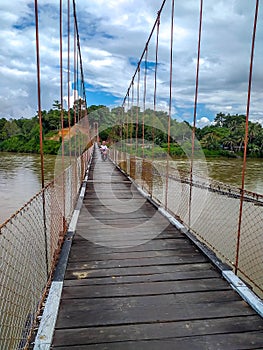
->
left=2, top=120, right=21, bottom=139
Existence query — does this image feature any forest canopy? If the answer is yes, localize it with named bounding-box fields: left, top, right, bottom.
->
left=0, top=102, right=262, bottom=158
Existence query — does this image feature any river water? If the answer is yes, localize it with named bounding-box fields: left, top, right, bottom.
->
left=0, top=152, right=262, bottom=224
left=0, top=152, right=56, bottom=224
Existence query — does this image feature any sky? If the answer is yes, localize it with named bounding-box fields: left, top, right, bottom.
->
left=0, top=0, right=262, bottom=128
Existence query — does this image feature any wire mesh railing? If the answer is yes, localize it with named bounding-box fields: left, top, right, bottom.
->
left=1, top=0, right=262, bottom=346
left=0, top=146, right=93, bottom=350
left=111, top=148, right=263, bottom=299
left=112, top=0, right=262, bottom=301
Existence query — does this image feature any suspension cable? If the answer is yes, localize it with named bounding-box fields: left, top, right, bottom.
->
left=73, top=16, right=78, bottom=192
left=191, top=0, right=203, bottom=157
left=189, top=0, right=203, bottom=226
left=59, top=0, right=66, bottom=228
left=67, top=0, right=72, bottom=161
left=77, top=47, right=81, bottom=155
left=152, top=12, right=160, bottom=161
left=142, top=46, right=148, bottom=157
left=122, top=0, right=167, bottom=107
left=74, top=14, right=77, bottom=157
left=73, top=0, right=87, bottom=110
left=34, top=0, right=49, bottom=278
left=153, top=13, right=160, bottom=114
left=235, top=0, right=259, bottom=274
left=136, top=67, right=140, bottom=153
left=131, top=79, right=134, bottom=145
left=165, top=0, right=175, bottom=209
left=34, top=0, right=45, bottom=190
left=126, top=90, right=130, bottom=148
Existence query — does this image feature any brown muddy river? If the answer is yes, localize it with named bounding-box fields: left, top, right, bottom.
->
left=0, top=152, right=262, bottom=224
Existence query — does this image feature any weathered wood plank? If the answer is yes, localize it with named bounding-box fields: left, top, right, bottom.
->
left=70, top=234, right=196, bottom=247
left=64, top=262, right=213, bottom=280
left=72, top=232, right=186, bottom=243
left=65, top=254, right=208, bottom=273
left=51, top=145, right=263, bottom=349
left=84, top=194, right=139, bottom=199
left=63, top=267, right=219, bottom=286
left=53, top=315, right=263, bottom=347
left=67, top=241, right=199, bottom=260
left=67, top=245, right=200, bottom=263
left=61, top=278, right=232, bottom=299
left=55, top=297, right=256, bottom=329
left=72, top=232, right=185, bottom=243
left=52, top=331, right=263, bottom=350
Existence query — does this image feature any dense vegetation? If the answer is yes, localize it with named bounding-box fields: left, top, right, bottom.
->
left=196, top=113, right=263, bottom=158
left=0, top=103, right=262, bottom=158
left=75, top=106, right=263, bottom=158
left=0, top=100, right=81, bottom=155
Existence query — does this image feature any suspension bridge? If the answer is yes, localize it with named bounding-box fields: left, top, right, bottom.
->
left=0, top=0, right=263, bottom=349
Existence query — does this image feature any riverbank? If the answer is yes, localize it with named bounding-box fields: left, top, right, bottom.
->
left=1, top=152, right=262, bottom=225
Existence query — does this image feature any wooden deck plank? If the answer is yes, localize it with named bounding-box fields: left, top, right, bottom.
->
left=64, top=255, right=208, bottom=273
left=53, top=315, right=263, bottom=347
left=60, top=278, right=232, bottom=299
left=66, top=248, right=203, bottom=261
left=63, top=268, right=220, bottom=286
left=51, top=331, right=263, bottom=350
left=67, top=246, right=203, bottom=262
left=55, top=297, right=255, bottom=328
left=52, top=146, right=263, bottom=349
left=64, top=262, right=218, bottom=281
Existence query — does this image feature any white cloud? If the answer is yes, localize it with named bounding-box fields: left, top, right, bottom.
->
left=0, top=0, right=262, bottom=125
left=196, top=117, right=211, bottom=128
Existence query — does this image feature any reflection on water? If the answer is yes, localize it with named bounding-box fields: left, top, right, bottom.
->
left=0, top=152, right=56, bottom=224
left=169, top=157, right=263, bottom=194
left=0, top=152, right=262, bottom=224
left=206, top=158, right=263, bottom=194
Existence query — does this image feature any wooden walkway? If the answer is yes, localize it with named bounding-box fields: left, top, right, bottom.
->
left=51, top=146, right=263, bottom=349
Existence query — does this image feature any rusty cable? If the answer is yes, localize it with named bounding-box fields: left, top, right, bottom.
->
left=73, top=0, right=87, bottom=108
left=67, top=0, right=72, bottom=161
left=165, top=0, right=175, bottom=209
left=59, top=0, right=66, bottom=229
left=136, top=67, right=140, bottom=154
left=122, top=0, right=167, bottom=107
left=127, top=90, right=130, bottom=149
left=152, top=13, right=160, bottom=161
left=131, top=79, right=134, bottom=145
left=142, top=46, right=148, bottom=157
left=74, top=14, right=77, bottom=157
left=34, top=0, right=49, bottom=278
left=235, top=0, right=259, bottom=274
left=189, top=0, right=203, bottom=226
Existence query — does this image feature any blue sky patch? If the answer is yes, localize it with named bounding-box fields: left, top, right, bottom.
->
left=84, top=83, right=121, bottom=107
left=13, top=5, right=35, bottom=30
left=129, top=58, right=158, bottom=72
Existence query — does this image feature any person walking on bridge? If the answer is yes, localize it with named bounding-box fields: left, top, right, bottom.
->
left=99, top=140, right=108, bottom=161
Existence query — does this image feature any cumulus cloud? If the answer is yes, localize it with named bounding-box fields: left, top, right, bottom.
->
left=0, top=0, right=262, bottom=124
left=196, top=117, right=211, bottom=128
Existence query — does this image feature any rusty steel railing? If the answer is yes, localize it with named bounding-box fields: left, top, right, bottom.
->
left=1, top=0, right=262, bottom=347
left=0, top=0, right=93, bottom=346
left=0, top=146, right=93, bottom=350
left=111, top=148, right=263, bottom=298
left=113, top=0, right=262, bottom=298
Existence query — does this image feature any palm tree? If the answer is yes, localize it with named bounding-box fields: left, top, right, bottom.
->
left=248, top=122, right=262, bottom=144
